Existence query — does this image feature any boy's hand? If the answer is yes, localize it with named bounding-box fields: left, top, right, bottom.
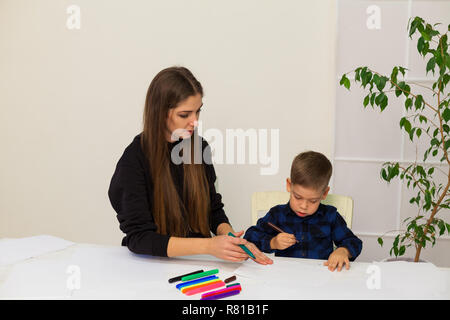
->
left=324, top=247, right=351, bottom=272
left=270, top=233, right=297, bottom=250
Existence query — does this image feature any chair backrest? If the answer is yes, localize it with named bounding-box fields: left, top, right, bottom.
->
left=251, top=191, right=353, bottom=228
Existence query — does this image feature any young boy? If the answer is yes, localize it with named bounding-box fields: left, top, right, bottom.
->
left=244, top=151, right=362, bottom=272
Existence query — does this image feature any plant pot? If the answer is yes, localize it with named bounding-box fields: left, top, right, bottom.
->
left=381, top=257, right=429, bottom=263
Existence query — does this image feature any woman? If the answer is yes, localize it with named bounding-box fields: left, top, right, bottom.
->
left=108, top=66, right=272, bottom=264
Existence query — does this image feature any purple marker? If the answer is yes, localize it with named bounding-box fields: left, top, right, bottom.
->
left=200, top=289, right=240, bottom=300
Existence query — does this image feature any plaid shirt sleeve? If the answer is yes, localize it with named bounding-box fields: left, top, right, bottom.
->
left=243, top=208, right=279, bottom=253
left=331, top=210, right=363, bottom=261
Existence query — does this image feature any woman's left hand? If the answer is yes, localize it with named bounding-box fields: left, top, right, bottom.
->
left=231, top=230, right=273, bottom=265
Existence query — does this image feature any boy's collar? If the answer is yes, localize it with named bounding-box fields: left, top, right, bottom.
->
left=285, top=201, right=325, bottom=218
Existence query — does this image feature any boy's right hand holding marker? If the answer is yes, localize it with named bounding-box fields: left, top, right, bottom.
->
left=270, top=233, right=297, bottom=250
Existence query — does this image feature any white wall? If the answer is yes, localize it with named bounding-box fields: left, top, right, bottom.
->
left=334, top=0, right=450, bottom=267
left=4, top=0, right=447, bottom=267
left=0, top=1, right=336, bottom=245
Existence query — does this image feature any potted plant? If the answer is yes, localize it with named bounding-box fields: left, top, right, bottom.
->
left=339, top=16, right=450, bottom=262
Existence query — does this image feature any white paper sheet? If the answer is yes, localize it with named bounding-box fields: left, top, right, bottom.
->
left=65, top=245, right=237, bottom=299
left=234, top=258, right=450, bottom=299
left=0, top=242, right=242, bottom=299
left=0, top=235, right=75, bottom=267
left=234, top=257, right=332, bottom=287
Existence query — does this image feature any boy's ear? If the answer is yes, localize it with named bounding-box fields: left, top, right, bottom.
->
left=286, top=178, right=291, bottom=193
left=322, top=186, right=330, bottom=199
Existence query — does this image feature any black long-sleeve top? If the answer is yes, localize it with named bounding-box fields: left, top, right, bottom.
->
left=108, top=133, right=230, bottom=257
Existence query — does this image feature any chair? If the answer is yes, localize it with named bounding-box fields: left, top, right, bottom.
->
left=251, top=191, right=354, bottom=228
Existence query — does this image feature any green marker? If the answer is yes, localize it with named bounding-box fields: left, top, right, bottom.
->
left=226, top=282, right=240, bottom=288
left=181, top=269, right=219, bottom=281
left=228, top=232, right=256, bottom=259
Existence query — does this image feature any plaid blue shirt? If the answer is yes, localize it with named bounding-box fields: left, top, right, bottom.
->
left=244, top=202, right=362, bottom=261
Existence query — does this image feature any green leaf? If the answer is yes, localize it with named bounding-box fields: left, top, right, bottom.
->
left=380, top=94, right=388, bottom=111
left=419, top=115, right=427, bottom=124
left=404, top=119, right=412, bottom=133
left=443, top=108, right=450, bottom=122
left=340, top=74, right=351, bottom=90
left=438, top=220, right=446, bottom=236
left=370, top=93, right=376, bottom=107
left=377, top=237, right=383, bottom=247
left=430, top=138, right=439, bottom=146
left=375, top=93, right=388, bottom=111
left=426, top=57, right=436, bottom=75
left=362, top=71, right=372, bottom=89
left=363, top=94, right=370, bottom=108
left=390, top=67, right=398, bottom=86
left=445, top=139, right=450, bottom=151
left=405, top=98, right=413, bottom=110
left=393, top=235, right=400, bottom=248
left=420, top=29, right=431, bottom=41
left=355, top=67, right=361, bottom=81
left=443, top=124, right=449, bottom=133
left=396, top=81, right=410, bottom=97
left=417, top=37, right=425, bottom=55
left=409, top=18, right=419, bottom=38
left=381, top=168, right=387, bottom=181
left=433, top=128, right=439, bottom=137
left=414, top=95, right=424, bottom=110
left=416, top=128, right=422, bottom=138
left=376, top=76, right=387, bottom=92
left=424, top=191, right=432, bottom=210
left=403, top=84, right=411, bottom=97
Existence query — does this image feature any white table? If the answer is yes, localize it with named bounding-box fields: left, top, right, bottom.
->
left=1, top=240, right=449, bottom=300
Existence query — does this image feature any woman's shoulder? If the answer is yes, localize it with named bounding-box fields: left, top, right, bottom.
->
left=116, top=133, right=146, bottom=167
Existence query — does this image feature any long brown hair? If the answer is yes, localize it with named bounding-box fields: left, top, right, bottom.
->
left=141, top=66, right=211, bottom=237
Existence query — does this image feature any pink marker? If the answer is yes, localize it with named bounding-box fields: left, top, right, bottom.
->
left=184, top=281, right=225, bottom=296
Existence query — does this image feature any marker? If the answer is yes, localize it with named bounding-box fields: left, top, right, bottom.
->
left=168, top=269, right=204, bottom=283
left=184, top=281, right=225, bottom=296
left=181, top=279, right=222, bottom=293
left=226, top=282, right=240, bottom=288
left=267, top=222, right=299, bottom=243
left=181, top=269, right=219, bottom=281
left=176, top=275, right=218, bottom=290
left=224, top=275, right=236, bottom=283
left=201, top=289, right=241, bottom=300
left=201, top=284, right=242, bottom=299
left=202, top=285, right=242, bottom=299
left=227, top=232, right=256, bottom=259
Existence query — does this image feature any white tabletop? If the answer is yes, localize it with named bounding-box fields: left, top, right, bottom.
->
left=1, top=239, right=449, bottom=300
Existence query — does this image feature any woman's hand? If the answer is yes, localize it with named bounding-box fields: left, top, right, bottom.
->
left=244, top=241, right=273, bottom=265
left=207, top=230, right=273, bottom=265
left=207, top=231, right=249, bottom=262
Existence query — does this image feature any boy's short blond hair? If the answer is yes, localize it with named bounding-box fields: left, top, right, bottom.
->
left=290, top=151, right=332, bottom=191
